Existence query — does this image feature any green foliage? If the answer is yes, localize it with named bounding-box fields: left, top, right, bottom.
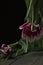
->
left=16, top=48, right=24, bottom=56
left=25, top=0, right=43, bottom=26
left=0, top=36, right=43, bottom=59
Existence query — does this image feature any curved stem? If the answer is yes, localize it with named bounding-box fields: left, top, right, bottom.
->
left=9, top=42, right=18, bottom=47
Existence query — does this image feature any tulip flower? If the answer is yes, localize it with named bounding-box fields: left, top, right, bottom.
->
left=0, top=44, right=12, bottom=54
left=19, top=22, right=43, bottom=42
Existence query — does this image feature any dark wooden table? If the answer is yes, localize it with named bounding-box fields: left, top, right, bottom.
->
left=0, top=51, right=43, bottom=65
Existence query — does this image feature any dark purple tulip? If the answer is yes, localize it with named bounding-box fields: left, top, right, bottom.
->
left=19, top=22, right=43, bottom=42
left=0, top=44, right=12, bottom=54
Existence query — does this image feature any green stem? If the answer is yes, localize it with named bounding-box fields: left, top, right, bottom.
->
left=31, top=2, right=34, bottom=31
left=24, top=0, right=33, bottom=21
left=38, top=10, right=43, bottom=25
left=32, top=3, right=34, bottom=24
left=9, top=42, right=18, bottom=47
left=26, top=38, right=28, bottom=51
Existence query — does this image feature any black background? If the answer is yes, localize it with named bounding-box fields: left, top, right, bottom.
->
left=0, top=0, right=27, bottom=45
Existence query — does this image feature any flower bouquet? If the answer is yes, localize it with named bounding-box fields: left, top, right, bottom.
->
left=0, top=0, right=43, bottom=59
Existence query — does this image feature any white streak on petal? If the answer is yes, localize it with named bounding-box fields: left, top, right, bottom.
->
left=0, top=49, right=6, bottom=54
left=19, top=26, right=23, bottom=30
left=19, top=22, right=29, bottom=30
left=1, top=44, right=5, bottom=48
left=34, top=23, right=39, bottom=27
